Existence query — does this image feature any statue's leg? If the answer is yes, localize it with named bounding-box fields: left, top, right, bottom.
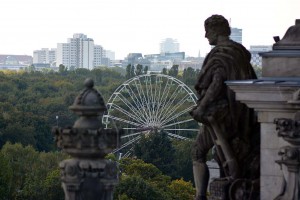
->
left=193, top=161, right=209, bottom=200
left=192, top=126, right=214, bottom=200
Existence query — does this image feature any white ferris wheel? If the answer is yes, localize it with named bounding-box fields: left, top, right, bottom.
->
left=102, top=73, right=199, bottom=157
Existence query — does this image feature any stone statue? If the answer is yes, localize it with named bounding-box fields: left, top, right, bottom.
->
left=190, top=15, right=260, bottom=200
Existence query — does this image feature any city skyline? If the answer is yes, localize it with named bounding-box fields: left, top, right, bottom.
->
left=0, top=0, right=298, bottom=59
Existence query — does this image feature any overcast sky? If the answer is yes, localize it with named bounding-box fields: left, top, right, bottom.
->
left=0, top=0, right=299, bottom=59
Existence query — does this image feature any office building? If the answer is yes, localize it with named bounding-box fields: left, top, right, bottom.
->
left=160, top=38, right=179, bottom=53
left=249, top=45, right=272, bottom=67
left=33, top=48, right=56, bottom=66
left=94, top=45, right=104, bottom=67
left=230, top=28, right=243, bottom=44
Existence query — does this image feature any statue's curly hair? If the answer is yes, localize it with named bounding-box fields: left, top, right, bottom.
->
left=204, top=15, right=231, bottom=36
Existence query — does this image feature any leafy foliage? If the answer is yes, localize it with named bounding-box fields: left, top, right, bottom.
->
left=0, top=67, right=126, bottom=151
left=133, top=132, right=176, bottom=178
left=0, top=142, right=67, bottom=200
left=114, top=158, right=195, bottom=200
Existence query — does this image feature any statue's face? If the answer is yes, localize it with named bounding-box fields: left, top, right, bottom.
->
left=205, top=27, right=218, bottom=45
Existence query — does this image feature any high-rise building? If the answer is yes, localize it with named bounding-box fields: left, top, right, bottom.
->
left=160, top=38, right=179, bottom=53
left=230, top=28, right=242, bottom=44
left=249, top=45, right=272, bottom=67
left=33, top=48, right=56, bottom=66
left=94, top=45, right=104, bottom=67
left=56, top=33, right=94, bottom=69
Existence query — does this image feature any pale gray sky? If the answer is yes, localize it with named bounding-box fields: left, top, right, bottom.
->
left=0, top=0, right=299, bottom=59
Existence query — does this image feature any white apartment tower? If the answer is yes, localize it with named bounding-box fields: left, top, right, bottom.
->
left=57, top=33, right=94, bottom=69
left=160, top=38, right=179, bottom=53
left=33, top=48, right=56, bottom=66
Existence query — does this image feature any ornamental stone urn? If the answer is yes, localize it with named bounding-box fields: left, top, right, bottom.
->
left=52, top=78, right=121, bottom=200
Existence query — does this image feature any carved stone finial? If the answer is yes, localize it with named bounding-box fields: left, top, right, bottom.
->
left=52, top=78, right=120, bottom=200
left=84, top=78, right=94, bottom=88
left=273, top=19, right=300, bottom=50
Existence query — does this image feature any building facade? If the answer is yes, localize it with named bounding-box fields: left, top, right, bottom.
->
left=160, top=38, right=180, bottom=53
left=249, top=45, right=272, bottom=67
left=56, top=33, right=94, bottom=69
left=94, top=45, right=104, bottom=67
left=230, top=28, right=242, bottom=44
left=33, top=48, right=56, bottom=66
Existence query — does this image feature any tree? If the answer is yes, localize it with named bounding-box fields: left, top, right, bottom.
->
left=0, top=143, right=67, bottom=200
left=114, top=176, right=165, bottom=200
left=168, top=178, right=195, bottom=200
left=162, top=68, right=168, bottom=75
left=126, top=64, right=132, bottom=79
left=135, top=64, right=143, bottom=76
left=144, top=66, right=149, bottom=74
left=172, top=140, right=194, bottom=182
left=0, top=151, right=13, bottom=199
left=182, top=67, right=197, bottom=85
left=133, top=132, right=176, bottom=178
left=58, top=64, right=67, bottom=74
left=168, top=65, right=179, bottom=77
left=130, top=65, right=135, bottom=78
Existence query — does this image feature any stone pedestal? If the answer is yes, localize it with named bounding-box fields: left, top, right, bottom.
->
left=227, top=19, right=300, bottom=200
left=227, top=82, right=300, bottom=199
left=53, top=78, right=121, bottom=200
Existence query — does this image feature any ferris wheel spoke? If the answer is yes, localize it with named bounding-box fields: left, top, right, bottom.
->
left=106, top=115, right=141, bottom=127
left=165, top=131, right=189, bottom=140
left=156, top=78, right=173, bottom=109
left=134, top=78, right=153, bottom=120
left=160, top=105, right=195, bottom=126
left=117, top=93, right=149, bottom=121
left=126, top=85, right=151, bottom=120
left=122, top=150, right=132, bottom=158
left=163, top=128, right=199, bottom=131
left=121, top=131, right=148, bottom=139
left=155, top=82, right=180, bottom=120
left=161, top=118, right=196, bottom=128
left=112, top=135, right=141, bottom=153
left=158, top=90, right=187, bottom=121
left=159, top=92, right=194, bottom=120
left=111, top=104, right=146, bottom=124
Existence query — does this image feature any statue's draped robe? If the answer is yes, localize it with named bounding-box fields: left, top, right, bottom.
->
left=192, top=40, right=260, bottom=179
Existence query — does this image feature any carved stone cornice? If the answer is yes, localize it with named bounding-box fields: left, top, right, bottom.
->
left=53, top=127, right=120, bottom=158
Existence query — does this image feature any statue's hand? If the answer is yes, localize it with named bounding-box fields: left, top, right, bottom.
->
left=189, top=105, right=206, bottom=123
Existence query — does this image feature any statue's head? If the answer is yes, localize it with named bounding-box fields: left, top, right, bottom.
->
left=204, top=15, right=231, bottom=45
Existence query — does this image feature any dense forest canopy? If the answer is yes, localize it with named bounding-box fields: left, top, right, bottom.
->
left=0, top=65, right=202, bottom=199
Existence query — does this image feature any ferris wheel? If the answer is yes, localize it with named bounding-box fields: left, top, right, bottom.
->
left=102, top=73, right=199, bottom=157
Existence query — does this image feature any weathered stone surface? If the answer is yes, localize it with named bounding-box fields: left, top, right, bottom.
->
left=53, top=78, right=121, bottom=200
left=227, top=19, right=300, bottom=199
left=190, top=14, right=260, bottom=200
left=262, top=56, right=300, bottom=77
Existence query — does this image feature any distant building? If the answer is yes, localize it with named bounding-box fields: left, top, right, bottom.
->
left=160, top=38, right=179, bottom=53
left=249, top=45, right=272, bottom=67
left=179, top=56, right=205, bottom=70
left=33, top=48, right=56, bottom=67
left=0, top=55, right=32, bottom=70
left=103, top=50, right=115, bottom=67
left=94, top=45, right=104, bottom=67
left=145, top=52, right=185, bottom=62
left=56, top=33, right=94, bottom=69
left=230, top=28, right=243, bottom=44
left=145, top=52, right=185, bottom=71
